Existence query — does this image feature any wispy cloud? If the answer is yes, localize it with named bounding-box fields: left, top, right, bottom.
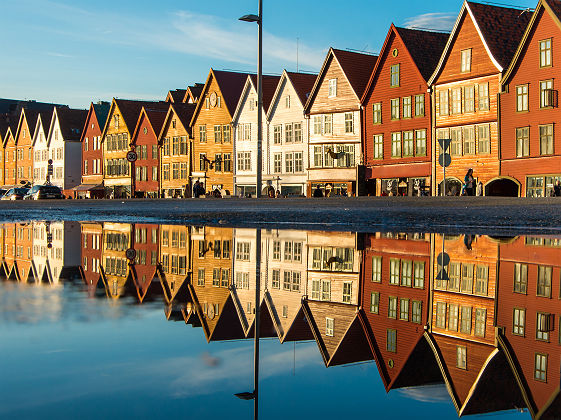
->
left=396, top=384, right=450, bottom=403
left=403, top=12, right=456, bottom=31
left=45, top=51, right=75, bottom=58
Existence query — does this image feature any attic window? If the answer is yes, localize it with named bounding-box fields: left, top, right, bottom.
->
left=114, top=115, right=120, bottom=129
left=172, top=120, right=176, bottom=129
left=143, top=127, right=148, bottom=135
left=328, top=79, right=337, bottom=97
left=285, top=95, right=290, bottom=108
left=325, top=317, right=334, bottom=336
left=390, top=64, right=400, bottom=87
left=461, top=49, right=472, bottom=73
left=22, top=129, right=26, bottom=138
left=92, top=123, right=95, bottom=129
left=539, top=39, right=552, bottom=67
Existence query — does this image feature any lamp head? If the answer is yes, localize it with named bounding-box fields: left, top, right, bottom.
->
left=239, top=14, right=260, bottom=23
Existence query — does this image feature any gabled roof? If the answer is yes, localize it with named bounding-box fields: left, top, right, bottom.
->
left=232, top=74, right=281, bottom=123
left=0, top=99, right=67, bottom=116
left=56, top=108, right=88, bottom=141
left=266, top=70, right=318, bottom=119
left=31, top=110, right=54, bottom=147
left=131, top=106, right=168, bottom=144
left=158, top=102, right=196, bottom=141
left=502, top=0, right=561, bottom=84
left=101, top=99, right=168, bottom=139
left=15, top=108, right=42, bottom=143
left=362, top=24, right=449, bottom=104
left=304, top=48, right=378, bottom=113
left=428, top=1, right=532, bottom=84
left=183, top=83, right=205, bottom=103
left=79, top=101, right=110, bottom=143
left=190, top=69, right=252, bottom=126
left=0, top=114, right=17, bottom=145
left=2, top=118, right=18, bottom=147
left=166, top=89, right=187, bottom=103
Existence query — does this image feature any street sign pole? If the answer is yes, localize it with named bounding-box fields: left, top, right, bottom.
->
left=438, top=139, right=452, bottom=197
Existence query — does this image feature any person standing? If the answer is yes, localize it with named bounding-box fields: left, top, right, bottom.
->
left=464, top=169, right=475, bottom=196
left=554, top=180, right=561, bottom=197
left=193, top=180, right=200, bottom=198
left=313, top=185, right=323, bottom=197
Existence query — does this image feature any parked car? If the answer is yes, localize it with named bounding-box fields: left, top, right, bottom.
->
left=0, top=188, right=7, bottom=198
left=23, top=185, right=64, bottom=200
left=1, top=188, right=30, bottom=200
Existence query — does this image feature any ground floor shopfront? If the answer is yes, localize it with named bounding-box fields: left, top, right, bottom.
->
left=103, top=179, right=132, bottom=199
left=501, top=157, right=561, bottom=197
left=307, top=167, right=357, bottom=197
left=365, top=162, right=431, bottom=196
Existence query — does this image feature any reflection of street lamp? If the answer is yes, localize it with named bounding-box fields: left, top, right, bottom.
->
left=239, top=1, right=263, bottom=198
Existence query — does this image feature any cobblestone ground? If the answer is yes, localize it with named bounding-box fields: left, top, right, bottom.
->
left=0, top=196, right=560, bottom=234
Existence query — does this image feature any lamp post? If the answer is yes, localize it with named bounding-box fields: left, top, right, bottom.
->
left=239, top=0, right=263, bottom=198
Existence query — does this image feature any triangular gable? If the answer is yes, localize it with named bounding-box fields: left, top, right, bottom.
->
left=207, top=294, right=246, bottom=341
left=231, top=76, right=255, bottom=125
left=14, top=108, right=38, bottom=145
left=282, top=305, right=314, bottom=343
left=244, top=298, right=279, bottom=339
left=183, top=83, right=205, bottom=104
left=502, top=0, right=561, bottom=85
left=31, top=111, right=51, bottom=147
left=429, top=1, right=533, bottom=85
left=158, top=103, right=196, bottom=142
left=131, top=106, right=167, bottom=147
left=328, top=316, right=373, bottom=367
left=266, top=70, right=317, bottom=120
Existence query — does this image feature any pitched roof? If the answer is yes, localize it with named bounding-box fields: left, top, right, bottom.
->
left=0, top=99, right=67, bottom=116
left=168, top=102, right=196, bottom=137
left=286, top=71, right=318, bottom=106
left=92, top=101, right=110, bottom=130
left=249, top=74, right=282, bottom=110
left=395, top=27, right=450, bottom=81
left=112, top=99, right=168, bottom=134
left=467, top=1, right=533, bottom=69
left=133, top=106, right=168, bottom=142
left=166, top=89, right=187, bottom=103
left=332, top=49, right=379, bottom=97
left=212, top=70, right=252, bottom=114
left=184, top=83, right=205, bottom=103
left=56, top=108, right=88, bottom=141
left=547, top=0, right=561, bottom=18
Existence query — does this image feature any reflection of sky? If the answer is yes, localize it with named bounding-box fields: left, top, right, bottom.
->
left=0, top=283, right=526, bottom=419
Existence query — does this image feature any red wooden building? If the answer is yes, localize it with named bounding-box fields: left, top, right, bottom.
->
left=131, top=106, right=168, bottom=198
left=500, top=0, right=561, bottom=197
left=361, top=26, right=448, bottom=196
left=80, top=222, right=103, bottom=296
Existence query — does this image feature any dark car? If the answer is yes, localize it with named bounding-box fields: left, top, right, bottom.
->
left=0, top=188, right=7, bottom=198
left=23, top=185, right=64, bottom=200
left=1, top=187, right=30, bottom=200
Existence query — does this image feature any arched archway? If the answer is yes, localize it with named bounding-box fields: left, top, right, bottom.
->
left=437, top=177, right=463, bottom=196
left=484, top=177, right=520, bottom=197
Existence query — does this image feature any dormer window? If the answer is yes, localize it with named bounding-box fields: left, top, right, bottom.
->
left=328, top=79, right=337, bottom=97
left=461, top=49, right=472, bottom=72
left=540, top=39, right=552, bottom=67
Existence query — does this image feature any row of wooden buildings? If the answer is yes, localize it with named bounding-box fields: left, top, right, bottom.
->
left=3, top=0, right=561, bottom=197
left=2, top=220, right=561, bottom=417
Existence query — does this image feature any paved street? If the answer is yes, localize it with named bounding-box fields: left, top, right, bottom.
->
left=1, top=196, right=560, bottom=235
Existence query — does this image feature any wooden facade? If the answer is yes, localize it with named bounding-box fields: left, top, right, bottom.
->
left=15, top=109, right=39, bottom=186
left=31, top=112, right=52, bottom=186
left=430, top=2, right=532, bottom=196
left=3, top=125, right=17, bottom=187
left=305, top=49, right=377, bottom=197
left=190, top=69, right=249, bottom=195
left=500, top=0, right=561, bottom=197
left=80, top=222, right=103, bottom=296
left=362, top=26, right=447, bottom=196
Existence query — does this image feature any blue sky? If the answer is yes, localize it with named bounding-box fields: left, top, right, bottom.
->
left=0, top=0, right=537, bottom=109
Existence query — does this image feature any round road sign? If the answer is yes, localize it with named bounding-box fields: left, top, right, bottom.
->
left=126, top=151, right=137, bottom=162
left=437, top=252, right=450, bottom=266
left=125, top=248, right=137, bottom=261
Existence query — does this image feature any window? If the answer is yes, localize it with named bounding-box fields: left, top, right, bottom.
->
left=285, top=95, right=291, bottom=108
left=272, top=270, right=280, bottom=288
left=457, top=346, right=467, bottom=369
left=448, top=303, right=459, bottom=331
left=402, top=96, right=411, bottom=119
left=342, top=282, right=352, bottom=303
left=387, top=329, right=397, bottom=352
left=478, top=83, right=489, bottom=111
left=223, top=126, right=230, bottom=143
left=388, top=296, right=397, bottom=318
left=294, top=152, right=303, bottom=172
left=450, top=127, right=462, bottom=156
left=401, top=260, right=412, bottom=286
left=391, top=98, right=400, bottom=120
left=237, top=152, right=251, bottom=171
left=285, top=123, right=293, bottom=143
left=516, top=127, right=530, bottom=157
left=463, top=126, right=475, bottom=155
left=285, top=152, right=294, bottom=173
left=313, top=116, right=322, bottom=135
left=436, top=302, right=446, bottom=328
left=199, top=125, right=206, bottom=143
left=214, top=125, right=222, bottom=143
left=414, top=94, right=424, bottom=117
left=391, top=132, right=401, bottom=158
left=516, top=84, right=529, bottom=112
left=199, top=154, right=207, bottom=171
left=323, top=114, right=332, bottom=134
left=412, top=301, right=422, bottom=324
left=540, top=80, right=554, bottom=108
left=463, top=85, right=475, bottom=113
left=539, top=39, right=552, bottom=67
left=513, top=308, right=525, bottom=336
left=273, top=125, right=282, bottom=144
left=344, top=113, right=354, bottom=133
left=236, top=242, right=250, bottom=261
left=451, top=88, right=462, bottom=114
left=413, top=261, right=424, bottom=288
left=198, top=269, right=205, bottom=286
left=326, top=318, right=334, bottom=336
left=415, top=129, right=427, bottom=156
left=535, top=353, right=547, bottom=381
left=475, top=308, right=486, bottom=337
left=403, top=131, right=414, bottom=157
left=223, top=154, right=231, bottom=172
left=162, top=163, right=170, bottom=180
left=370, top=292, right=380, bottom=314
left=372, top=256, right=382, bottom=282
left=399, top=298, right=409, bottom=321
left=273, top=153, right=282, bottom=173
left=372, top=102, right=382, bottom=124
left=460, top=306, right=472, bottom=334
left=461, top=263, right=474, bottom=293
left=328, top=79, right=337, bottom=97
left=390, top=64, right=400, bottom=87
left=272, top=241, right=281, bottom=260
left=389, top=259, right=400, bottom=284
left=475, top=265, right=488, bottom=295
left=439, top=90, right=449, bottom=116
left=461, top=49, right=471, bottom=72
left=539, top=124, right=554, bottom=155
left=514, top=263, right=528, bottom=293
left=537, top=266, right=552, bottom=297
left=536, top=312, right=551, bottom=341
left=294, top=123, right=302, bottom=143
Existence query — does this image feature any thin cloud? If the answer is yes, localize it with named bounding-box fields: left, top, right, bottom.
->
left=45, top=51, right=75, bottom=58
left=396, top=384, right=450, bottom=403
left=403, top=12, right=456, bottom=31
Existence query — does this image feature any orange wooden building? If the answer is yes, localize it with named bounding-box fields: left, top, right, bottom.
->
left=362, top=26, right=448, bottom=196
left=429, top=1, right=532, bottom=196
left=500, top=0, right=561, bottom=197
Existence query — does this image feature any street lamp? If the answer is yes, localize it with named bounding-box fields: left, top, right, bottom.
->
left=239, top=1, right=263, bottom=198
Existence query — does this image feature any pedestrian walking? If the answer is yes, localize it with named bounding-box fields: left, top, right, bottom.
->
left=464, top=168, right=475, bottom=196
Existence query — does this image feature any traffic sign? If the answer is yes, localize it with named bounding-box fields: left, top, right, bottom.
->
left=125, top=248, right=136, bottom=261
left=438, top=138, right=452, bottom=152
left=47, top=165, right=53, bottom=175
left=126, top=151, right=137, bottom=162
left=437, top=252, right=450, bottom=266
left=436, top=269, right=450, bottom=281
left=438, top=153, right=451, bottom=168
left=48, top=159, right=53, bottom=165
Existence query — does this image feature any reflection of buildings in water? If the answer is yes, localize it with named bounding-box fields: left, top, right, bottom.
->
left=31, top=221, right=81, bottom=284
left=360, top=232, right=439, bottom=391
left=497, top=236, right=561, bottom=419
left=80, top=222, right=103, bottom=295
left=2, top=223, right=34, bottom=282
left=190, top=226, right=245, bottom=341
left=302, top=231, right=370, bottom=366
left=100, top=222, right=135, bottom=299
left=130, top=223, right=162, bottom=302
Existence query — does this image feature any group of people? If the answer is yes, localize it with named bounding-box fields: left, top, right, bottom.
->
left=192, top=180, right=206, bottom=198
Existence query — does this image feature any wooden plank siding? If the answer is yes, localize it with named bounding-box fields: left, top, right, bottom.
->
left=3, top=128, right=17, bottom=187
left=80, top=222, right=103, bottom=296
left=79, top=103, right=108, bottom=193
left=15, top=111, right=35, bottom=185
left=500, top=5, right=561, bottom=197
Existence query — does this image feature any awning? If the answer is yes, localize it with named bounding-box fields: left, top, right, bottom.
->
left=72, top=184, right=104, bottom=191
left=366, top=162, right=431, bottom=179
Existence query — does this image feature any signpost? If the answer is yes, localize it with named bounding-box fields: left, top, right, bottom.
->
left=47, top=159, right=53, bottom=184
left=126, top=151, right=137, bottom=163
left=438, top=139, right=452, bottom=197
